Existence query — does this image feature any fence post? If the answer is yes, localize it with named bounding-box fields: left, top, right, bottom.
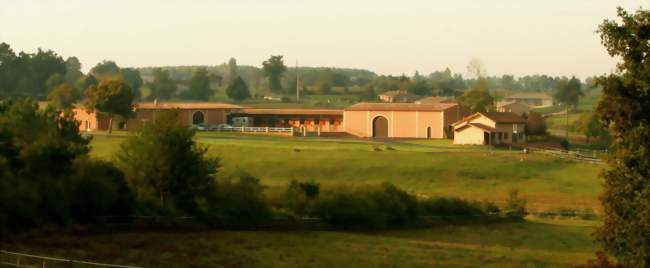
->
left=266, top=127, right=269, bottom=133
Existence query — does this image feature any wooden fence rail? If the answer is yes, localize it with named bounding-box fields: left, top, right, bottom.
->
left=526, top=147, right=604, bottom=164
left=0, top=250, right=143, bottom=268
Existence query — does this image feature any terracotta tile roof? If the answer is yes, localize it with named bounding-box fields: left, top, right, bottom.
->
left=237, top=108, right=343, bottom=116
left=504, top=92, right=552, bottom=100
left=136, top=102, right=245, bottom=110
left=468, top=123, right=497, bottom=132
left=483, top=112, right=526, bottom=123
left=344, top=102, right=458, bottom=112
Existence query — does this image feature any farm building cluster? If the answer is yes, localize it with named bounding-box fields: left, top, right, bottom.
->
left=73, top=93, right=552, bottom=145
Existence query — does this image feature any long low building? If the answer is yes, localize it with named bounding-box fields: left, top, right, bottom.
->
left=74, top=101, right=471, bottom=139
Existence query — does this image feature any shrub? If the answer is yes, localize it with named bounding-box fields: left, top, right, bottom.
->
left=283, top=180, right=320, bottom=216
left=504, top=189, right=527, bottom=218
left=213, top=173, right=270, bottom=223
left=419, top=197, right=484, bottom=218
left=560, top=139, right=570, bottom=151
left=68, top=158, right=135, bottom=223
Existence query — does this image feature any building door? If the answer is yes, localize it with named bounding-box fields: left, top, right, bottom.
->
left=193, top=111, right=205, bottom=125
left=372, top=116, right=388, bottom=138
left=427, top=127, right=432, bottom=139
left=483, top=132, right=490, bottom=145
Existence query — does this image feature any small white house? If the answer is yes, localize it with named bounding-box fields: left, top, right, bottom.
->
left=453, top=112, right=527, bottom=145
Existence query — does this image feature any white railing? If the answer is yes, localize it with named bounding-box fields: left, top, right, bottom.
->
left=0, top=250, right=144, bottom=268
left=207, top=126, right=294, bottom=133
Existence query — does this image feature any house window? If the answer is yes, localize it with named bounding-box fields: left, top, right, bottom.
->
left=504, top=133, right=509, bottom=140
left=498, top=132, right=503, bottom=140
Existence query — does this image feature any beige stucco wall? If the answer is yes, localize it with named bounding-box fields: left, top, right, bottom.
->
left=454, top=126, right=486, bottom=145
left=343, top=110, right=446, bottom=138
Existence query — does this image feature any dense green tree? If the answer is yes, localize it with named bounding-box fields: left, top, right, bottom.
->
left=458, top=88, right=493, bottom=113
left=47, top=83, right=79, bottom=110
left=595, top=8, right=650, bottom=266
left=45, top=73, right=65, bottom=91
left=84, top=80, right=134, bottom=134
left=575, top=112, right=610, bottom=144
left=183, top=67, right=212, bottom=101
left=146, top=68, right=176, bottom=100
left=262, top=55, right=287, bottom=92
left=553, top=76, right=583, bottom=110
left=228, top=57, right=238, bottom=82
left=226, top=76, right=251, bottom=101
left=64, top=57, right=83, bottom=86
left=525, top=112, right=547, bottom=136
left=408, top=79, right=431, bottom=96
left=90, top=60, right=120, bottom=78
left=119, top=68, right=143, bottom=99
left=116, top=110, right=220, bottom=213
left=75, top=74, right=98, bottom=96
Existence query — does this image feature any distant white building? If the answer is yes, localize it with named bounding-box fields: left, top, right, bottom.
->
left=502, top=93, right=554, bottom=108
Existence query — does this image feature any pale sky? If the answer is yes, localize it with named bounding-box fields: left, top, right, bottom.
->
left=0, top=0, right=646, bottom=78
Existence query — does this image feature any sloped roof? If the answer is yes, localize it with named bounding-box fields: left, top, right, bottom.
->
left=483, top=112, right=526, bottom=123
left=456, top=122, right=497, bottom=133
left=237, top=108, right=343, bottom=116
left=504, top=92, right=552, bottom=100
left=453, top=112, right=525, bottom=126
left=136, top=102, right=245, bottom=110
left=345, top=102, right=458, bottom=112
left=496, top=101, right=530, bottom=109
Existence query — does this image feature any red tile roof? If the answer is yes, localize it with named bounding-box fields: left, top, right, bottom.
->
left=344, top=102, right=458, bottom=112
left=136, top=102, right=244, bottom=110
left=237, top=108, right=343, bottom=116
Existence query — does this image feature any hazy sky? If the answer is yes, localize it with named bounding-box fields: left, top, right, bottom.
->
left=0, top=0, right=646, bottom=78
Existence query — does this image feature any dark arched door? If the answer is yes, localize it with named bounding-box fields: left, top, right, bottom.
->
left=193, top=111, right=205, bottom=125
left=372, top=116, right=388, bottom=138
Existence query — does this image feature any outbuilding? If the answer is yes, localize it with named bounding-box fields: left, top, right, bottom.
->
left=453, top=112, right=527, bottom=145
left=343, top=102, right=470, bottom=138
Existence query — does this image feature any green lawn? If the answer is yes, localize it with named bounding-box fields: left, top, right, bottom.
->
left=90, top=132, right=603, bottom=211
left=2, top=218, right=597, bottom=268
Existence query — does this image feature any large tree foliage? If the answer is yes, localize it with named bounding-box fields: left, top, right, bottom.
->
left=64, top=57, right=83, bottom=86
left=119, top=68, right=143, bottom=100
left=226, top=76, right=251, bottom=101
left=75, top=74, right=98, bottom=96
left=0, top=99, right=133, bottom=229
left=90, top=60, right=120, bottom=79
left=47, top=83, right=79, bottom=110
left=182, top=67, right=213, bottom=101
left=146, top=68, right=176, bottom=100
left=553, top=76, right=583, bottom=110
left=116, top=110, right=220, bottom=214
left=84, top=80, right=134, bottom=134
left=228, top=57, right=238, bottom=83
left=0, top=43, right=66, bottom=98
left=595, top=8, right=650, bottom=267
left=262, top=55, right=287, bottom=92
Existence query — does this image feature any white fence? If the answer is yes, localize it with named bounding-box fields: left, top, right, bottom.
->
left=0, top=250, right=143, bottom=268
left=206, top=126, right=294, bottom=134
left=526, top=147, right=604, bottom=164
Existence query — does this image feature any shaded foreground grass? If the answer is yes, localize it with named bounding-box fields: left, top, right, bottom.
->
left=2, top=218, right=596, bottom=268
left=89, top=132, right=603, bottom=211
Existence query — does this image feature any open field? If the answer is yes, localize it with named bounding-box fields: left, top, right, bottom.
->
left=90, top=132, right=603, bottom=211
left=2, top=218, right=598, bottom=268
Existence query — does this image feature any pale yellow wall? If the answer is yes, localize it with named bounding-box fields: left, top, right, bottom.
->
left=469, top=115, right=496, bottom=128
left=454, top=126, right=486, bottom=145
left=343, top=110, right=445, bottom=138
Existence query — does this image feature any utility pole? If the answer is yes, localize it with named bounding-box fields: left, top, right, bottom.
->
left=296, top=60, right=300, bottom=102
left=565, top=103, right=569, bottom=141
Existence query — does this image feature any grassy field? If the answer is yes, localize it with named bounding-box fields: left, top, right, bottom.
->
left=2, top=218, right=598, bottom=268
left=90, top=132, right=603, bottom=211
left=1, top=132, right=605, bottom=267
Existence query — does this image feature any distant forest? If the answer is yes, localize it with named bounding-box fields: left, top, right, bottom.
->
left=0, top=42, right=597, bottom=103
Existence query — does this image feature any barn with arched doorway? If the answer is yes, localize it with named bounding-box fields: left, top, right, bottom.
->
left=372, top=116, right=389, bottom=137
left=342, top=102, right=470, bottom=139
